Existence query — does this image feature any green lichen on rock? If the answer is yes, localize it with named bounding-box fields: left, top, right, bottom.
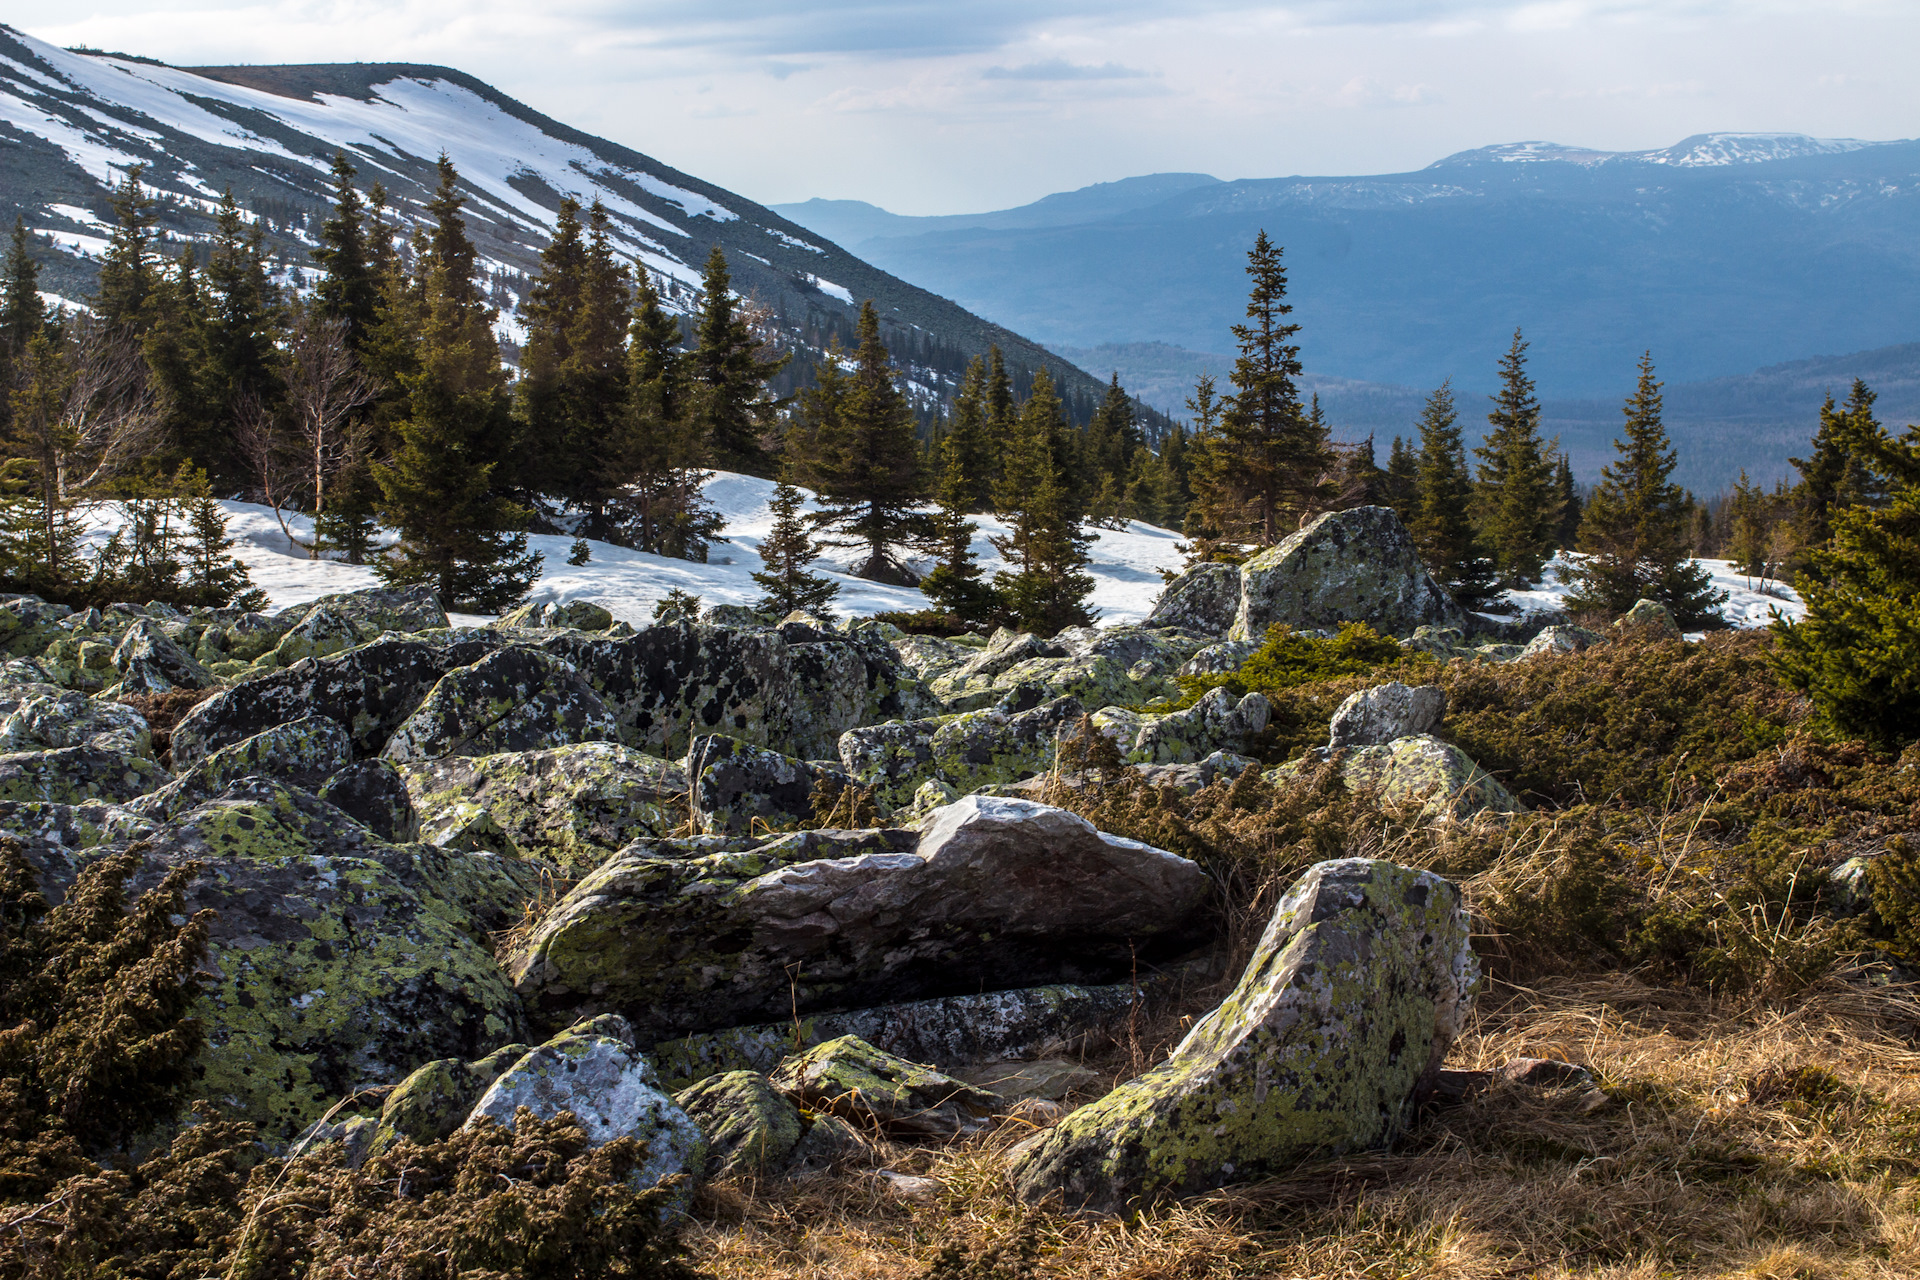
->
left=686, top=734, right=839, bottom=836
left=996, top=653, right=1150, bottom=712
left=266, top=607, right=360, bottom=668
left=0, top=690, right=152, bottom=757
left=674, top=1070, right=805, bottom=1177
left=770, top=1035, right=1001, bottom=1138
left=1268, top=734, right=1523, bottom=821
left=500, top=599, right=615, bottom=632
left=836, top=716, right=950, bottom=816
left=0, top=745, right=169, bottom=805
left=928, top=694, right=1084, bottom=795
left=383, top=647, right=620, bottom=762
left=136, top=715, right=354, bottom=820
left=368, top=1042, right=529, bottom=1156
left=1009, top=858, right=1478, bottom=1212
left=1229, top=506, right=1467, bottom=642
left=1145, top=562, right=1242, bottom=636
left=1130, top=687, right=1271, bottom=765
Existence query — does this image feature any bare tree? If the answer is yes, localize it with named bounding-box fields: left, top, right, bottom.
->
left=232, top=386, right=306, bottom=555
left=283, top=307, right=380, bottom=558
left=57, top=317, right=164, bottom=496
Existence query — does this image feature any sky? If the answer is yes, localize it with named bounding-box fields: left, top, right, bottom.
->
left=12, top=1, right=1919, bottom=215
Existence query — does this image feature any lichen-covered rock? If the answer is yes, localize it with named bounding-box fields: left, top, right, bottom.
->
left=1131, top=687, right=1270, bottom=765
left=1130, top=751, right=1259, bottom=795
left=996, top=653, right=1149, bottom=712
left=284, top=585, right=449, bottom=639
left=0, top=745, right=169, bottom=805
left=1179, top=639, right=1258, bottom=678
left=1009, top=858, right=1477, bottom=1211
left=771, top=1035, right=1002, bottom=1138
left=134, top=715, right=355, bottom=820
left=1146, top=562, right=1242, bottom=636
left=686, top=735, right=841, bottom=836
left=509, top=798, right=1206, bottom=1042
left=467, top=1026, right=705, bottom=1199
left=382, top=647, right=619, bottom=762
left=369, top=1042, right=529, bottom=1156
left=398, top=742, right=686, bottom=867
left=837, top=717, right=948, bottom=817
left=1614, top=598, right=1682, bottom=637
left=267, top=607, right=359, bottom=667
left=0, top=690, right=151, bottom=757
left=1521, top=624, right=1607, bottom=659
left=1328, top=683, right=1446, bottom=749
left=500, top=599, right=616, bottom=632
left=0, top=596, right=73, bottom=658
left=674, top=1071, right=805, bottom=1178
left=928, top=628, right=1067, bottom=709
left=0, top=800, right=157, bottom=902
left=1269, top=734, right=1522, bottom=821
left=1230, top=506, right=1467, bottom=642
left=113, top=617, right=213, bottom=693
left=888, top=632, right=973, bottom=682
left=929, top=694, right=1085, bottom=795
left=318, top=759, right=418, bottom=842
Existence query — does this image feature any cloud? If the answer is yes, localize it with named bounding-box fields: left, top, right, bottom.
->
left=982, top=58, right=1149, bottom=81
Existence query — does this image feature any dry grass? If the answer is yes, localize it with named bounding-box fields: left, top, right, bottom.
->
left=686, top=976, right=1920, bottom=1280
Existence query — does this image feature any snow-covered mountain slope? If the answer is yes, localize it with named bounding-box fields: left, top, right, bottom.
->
left=0, top=24, right=1105, bottom=410
left=1428, top=132, right=1890, bottom=170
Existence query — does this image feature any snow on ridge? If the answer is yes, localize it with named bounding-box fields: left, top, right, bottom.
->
left=810, top=275, right=854, bottom=303
left=1435, top=132, right=1896, bottom=171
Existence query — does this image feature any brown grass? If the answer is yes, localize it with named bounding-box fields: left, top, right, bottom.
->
left=685, top=976, right=1920, bottom=1279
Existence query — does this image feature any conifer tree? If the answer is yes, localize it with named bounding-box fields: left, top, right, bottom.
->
left=374, top=157, right=540, bottom=611
left=1384, top=435, right=1419, bottom=523
left=1475, top=328, right=1558, bottom=586
left=805, top=301, right=927, bottom=583
left=1552, top=451, right=1582, bottom=549
left=194, top=189, right=284, bottom=485
left=1773, top=389, right=1920, bottom=746
left=1182, top=372, right=1238, bottom=544
left=1337, top=431, right=1386, bottom=508
left=919, top=423, right=996, bottom=622
left=1790, top=380, right=1888, bottom=551
left=1215, top=231, right=1332, bottom=543
left=311, top=152, right=380, bottom=350
left=942, top=356, right=994, bottom=513
left=752, top=474, right=839, bottom=616
left=1566, top=353, right=1723, bottom=625
left=689, top=246, right=787, bottom=475
left=95, top=167, right=158, bottom=331
left=1155, top=422, right=1192, bottom=528
left=0, top=219, right=48, bottom=433
left=1084, top=373, right=1138, bottom=526
left=5, top=331, right=84, bottom=592
left=991, top=368, right=1094, bottom=633
left=1410, top=382, right=1500, bottom=609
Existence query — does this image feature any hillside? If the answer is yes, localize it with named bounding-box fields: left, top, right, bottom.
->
left=0, top=25, right=1130, bottom=420
left=778, top=133, right=1920, bottom=409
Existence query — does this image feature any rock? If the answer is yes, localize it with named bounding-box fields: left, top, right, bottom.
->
left=1009, top=858, right=1477, bottom=1211
left=960, top=1059, right=1100, bottom=1103
left=770, top=1035, right=1002, bottom=1139
left=1614, top=598, right=1681, bottom=638
left=888, top=632, right=973, bottom=682
left=1146, top=562, right=1243, bottom=636
left=318, top=759, right=418, bottom=842
left=0, top=745, right=169, bottom=805
left=996, top=653, right=1150, bottom=713
left=1499, top=1057, right=1595, bottom=1088
left=1521, top=624, right=1607, bottom=659
left=0, top=800, right=157, bottom=902
left=220, top=611, right=294, bottom=662
left=1471, top=643, right=1528, bottom=662
left=285, top=585, right=449, bottom=638
left=267, top=607, right=360, bottom=667
left=369, top=1043, right=529, bottom=1156
left=1130, top=751, right=1259, bottom=795
left=837, top=717, right=947, bottom=817
left=1327, top=683, right=1447, bottom=749
left=928, top=628, right=1067, bottom=709
left=686, top=734, right=841, bottom=836
left=783, top=1112, right=865, bottom=1175
left=398, top=742, right=686, bottom=867
left=674, top=1071, right=805, bottom=1178
left=501, top=599, right=616, bottom=631
left=650, top=983, right=1141, bottom=1091
left=1230, top=507, right=1467, bottom=642
left=382, top=647, right=619, bottom=762
left=1179, top=639, right=1258, bottom=677
left=113, top=618, right=213, bottom=693
left=0, top=690, right=151, bottom=757
left=0, top=596, right=73, bottom=658
left=1270, top=735, right=1522, bottom=821
left=929, top=694, right=1085, bottom=795
left=134, top=715, right=355, bottom=820
left=466, top=1026, right=705, bottom=1200
left=509, top=798, right=1207, bottom=1042
left=1130, top=687, right=1271, bottom=765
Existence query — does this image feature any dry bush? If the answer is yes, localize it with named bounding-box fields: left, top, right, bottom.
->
left=116, top=685, right=218, bottom=768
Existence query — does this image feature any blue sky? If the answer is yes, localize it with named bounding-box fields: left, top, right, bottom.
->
left=14, top=1, right=1917, bottom=213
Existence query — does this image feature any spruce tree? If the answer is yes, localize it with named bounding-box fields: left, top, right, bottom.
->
left=1552, top=451, right=1582, bottom=549
left=1155, top=422, right=1192, bottom=528
left=374, top=157, right=540, bottom=611
left=943, top=356, right=994, bottom=513
left=689, top=246, right=787, bottom=475
left=1773, top=392, right=1920, bottom=746
left=615, top=270, right=722, bottom=560
left=1216, top=231, right=1332, bottom=543
left=805, top=301, right=927, bottom=583
left=1337, top=430, right=1386, bottom=507
left=194, top=189, right=284, bottom=486
left=5, top=331, right=84, bottom=592
left=1410, top=381, right=1501, bottom=609
left=1084, top=373, right=1138, bottom=526
left=991, top=368, right=1094, bottom=633
left=0, top=218, right=48, bottom=433
left=1565, top=353, right=1724, bottom=625
left=1475, top=328, right=1558, bottom=586
left=1182, top=372, right=1238, bottom=544
left=919, top=424, right=996, bottom=622
left=1384, top=435, right=1420, bottom=523
left=752, top=475, right=839, bottom=616
left=311, top=151, right=380, bottom=350
left=95, top=167, right=158, bottom=331
left=1790, top=380, right=1888, bottom=551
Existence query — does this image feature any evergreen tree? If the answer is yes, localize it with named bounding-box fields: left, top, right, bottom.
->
left=1475, top=328, right=1558, bottom=586
left=688, top=246, right=787, bottom=475
left=1155, top=422, right=1192, bottom=528
left=614, top=270, right=720, bottom=559
left=1773, top=391, right=1920, bottom=746
left=5, top=331, right=84, bottom=592
left=193, top=189, right=283, bottom=485
left=1410, top=382, right=1501, bottom=609
left=374, top=157, right=540, bottom=611
left=1215, top=231, right=1332, bottom=543
left=1552, top=450, right=1582, bottom=549
left=1337, top=430, right=1386, bottom=508
left=1789, top=380, right=1888, bottom=551
left=181, top=480, right=266, bottom=609
left=752, top=475, right=839, bottom=616
left=140, top=251, right=208, bottom=478
left=1182, top=372, right=1238, bottom=544
left=1384, top=435, right=1420, bottom=524
left=919, top=422, right=997, bottom=623
left=943, top=356, right=994, bottom=513
left=311, top=152, right=380, bottom=350
left=991, top=368, right=1094, bottom=633
left=1084, top=373, right=1138, bottom=526
left=1565, top=353, right=1724, bottom=625
left=0, top=219, right=48, bottom=433
left=95, top=167, right=159, bottom=331
left=805, top=301, right=927, bottom=583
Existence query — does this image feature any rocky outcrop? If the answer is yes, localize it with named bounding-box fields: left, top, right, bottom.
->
left=113, top=617, right=213, bottom=693
left=508, top=797, right=1208, bottom=1043
left=1010, top=858, right=1477, bottom=1211
left=382, top=647, right=620, bottom=762
left=1521, top=624, right=1606, bottom=659
left=0, top=744, right=169, bottom=805
left=368, top=1043, right=529, bottom=1157
left=686, top=734, right=840, bottom=836
left=1130, top=687, right=1271, bottom=765
left=1327, top=683, right=1446, bottom=749
left=1230, top=506, right=1466, bottom=642
left=770, top=1035, right=1002, bottom=1138
left=1615, top=598, right=1682, bottom=637
left=134, top=715, right=355, bottom=819
left=1146, top=562, right=1242, bottom=636
left=0, top=689, right=151, bottom=757
left=1269, top=734, right=1522, bottom=821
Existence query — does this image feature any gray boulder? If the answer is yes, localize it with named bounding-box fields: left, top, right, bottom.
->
left=1521, top=624, right=1607, bottom=659
left=0, top=800, right=157, bottom=902
left=1010, top=858, right=1477, bottom=1211
left=1327, top=682, right=1447, bottom=749
left=1230, top=506, right=1466, bottom=641
left=509, top=797, right=1208, bottom=1042
left=771, top=1035, right=1001, bottom=1139
left=381, top=647, right=619, bottom=762
left=927, top=628, right=1067, bottom=709
left=367, top=1043, right=529, bottom=1157
left=686, top=734, right=841, bottom=836
left=0, top=745, right=169, bottom=806
left=500, top=599, right=616, bottom=632
left=113, top=618, right=212, bottom=693
left=1146, top=562, right=1242, bottom=636
left=1614, top=598, right=1683, bottom=638
left=268, top=607, right=360, bottom=667
left=837, top=716, right=947, bottom=816
left=0, top=690, right=151, bottom=757
left=1179, top=639, right=1258, bottom=677
left=318, top=759, right=418, bottom=842
left=283, top=585, right=448, bottom=639
left=674, top=1071, right=805, bottom=1178
left=134, top=715, right=355, bottom=820
left=1271, top=734, right=1522, bottom=821
left=1130, top=687, right=1271, bottom=765
left=928, top=693, right=1085, bottom=796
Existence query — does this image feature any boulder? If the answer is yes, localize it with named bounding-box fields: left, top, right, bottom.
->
left=0, top=596, right=73, bottom=658
left=500, top=599, right=615, bottom=632
left=837, top=716, right=948, bottom=816
left=1146, top=562, right=1243, bottom=636
left=1614, top=598, right=1682, bottom=638
left=509, top=798, right=1208, bottom=1042
left=318, top=759, right=418, bottom=842
left=995, top=653, right=1150, bottom=713
left=1230, top=506, right=1466, bottom=642
left=928, top=628, right=1067, bottom=709
left=0, top=690, right=151, bottom=757
left=1129, top=687, right=1271, bottom=765
left=467, top=1022, right=705, bottom=1200
left=220, top=611, right=294, bottom=662
left=381, top=647, right=619, bottom=762
left=113, top=618, right=212, bottom=693
left=1179, top=639, right=1258, bottom=677
left=1521, top=624, right=1607, bottom=659
left=0, top=745, right=169, bottom=805
left=368, top=1042, right=529, bottom=1157
left=0, top=800, right=157, bottom=902
left=928, top=693, right=1085, bottom=796
left=1270, top=734, right=1522, bottom=821
left=1010, top=858, right=1477, bottom=1211
left=686, top=734, right=840, bottom=836
left=1130, top=751, right=1259, bottom=795
left=284, top=585, right=449, bottom=638
left=888, top=632, right=974, bottom=682
left=673, top=1071, right=805, bottom=1178
left=1327, top=683, right=1447, bottom=749
left=771, top=1035, right=1002, bottom=1138
left=134, top=715, right=355, bottom=820
left=267, top=607, right=360, bottom=667
left=398, top=742, right=686, bottom=866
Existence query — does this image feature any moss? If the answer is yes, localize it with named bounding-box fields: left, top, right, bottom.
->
left=673, top=1070, right=805, bottom=1177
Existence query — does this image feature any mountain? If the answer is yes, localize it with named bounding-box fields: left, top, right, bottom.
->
left=771, top=173, right=1222, bottom=246
left=0, top=25, right=1128, bottom=421
left=778, top=133, right=1920, bottom=404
